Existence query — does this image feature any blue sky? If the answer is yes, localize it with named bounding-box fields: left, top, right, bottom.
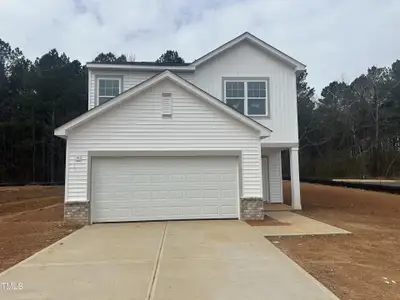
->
left=0, top=0, right=399, bottom=94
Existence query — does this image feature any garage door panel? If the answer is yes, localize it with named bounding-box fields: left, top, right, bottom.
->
left=91, top=156, right=238, bottom=222
left=222, top=190, right=236, bottom=198
left=95, top=202, right=134, bottom=209
left=94, top=198, right=238, bottom=208
left=97, top=208, right=131, bottom=219
left=114, top=191, right=134, bottom=199
left=151, top=175, right=167, bottom=183
left=186, top=174, right=202, bottom=182
left=202, top=206, right=219, bottom=214
left=185, top=190, right=202, bottom=198
left=132, top=191, right=151, bottom=199
left=133, top=175, right=151, bottom=183
left=220, top=206, right=237, bottom=215
left=151, top=190, right=169, bottom=198
left=183, top=206, right=202, bottom=215
left=221, top=174, right=237, bottom=182
left=156, top=207, right=184, bottom=216
left=96, top=200, right=236, bottom=209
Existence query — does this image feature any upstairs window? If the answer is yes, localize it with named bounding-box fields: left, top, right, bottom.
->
left=224, top=80, right=268, bottom=116
left=97, top=78, right=121, bottom=105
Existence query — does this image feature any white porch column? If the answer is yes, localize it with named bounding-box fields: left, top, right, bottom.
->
left=289, top=147, right=302, bottom=210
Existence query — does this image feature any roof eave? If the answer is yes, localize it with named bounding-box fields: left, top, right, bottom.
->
left=86, top=63, right=196, bottom=72
left=54, top=129, right=66, bottom=139
left=260, top=130, right=272, bottom=139
left=295, top=67, right=307, bottom=77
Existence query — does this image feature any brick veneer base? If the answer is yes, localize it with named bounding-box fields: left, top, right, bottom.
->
left=64, top=201, right=89, bottom=224
left=240, top=197, right=264, bottom=220
left=64, top=198, right=263, bottom=223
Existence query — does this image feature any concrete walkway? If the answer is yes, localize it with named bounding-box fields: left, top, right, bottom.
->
left=0, top=221, right=339, bottom=300
left=255, top=211, right=351, bottom=237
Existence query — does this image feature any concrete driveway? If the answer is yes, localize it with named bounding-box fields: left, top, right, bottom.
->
left=0, top=220, right=338, bottom=300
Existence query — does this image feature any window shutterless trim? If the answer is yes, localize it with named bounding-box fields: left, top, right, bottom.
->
left=95, top=75, right=123, bottom=107
left=224, top=79, right=267, bottom=116
left=222, top=77, right=270, bottom=118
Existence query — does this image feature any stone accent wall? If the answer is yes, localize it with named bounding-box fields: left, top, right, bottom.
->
left=64, top=201, right=89, bottom=224
left=240, top=197, right=264, bottom=220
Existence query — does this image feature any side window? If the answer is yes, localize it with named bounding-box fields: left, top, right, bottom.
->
left=98, top=78, right=121, bottom=105
left=224, top=80, right=268, bottom=116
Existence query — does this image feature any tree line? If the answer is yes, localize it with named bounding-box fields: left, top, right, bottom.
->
left=295, top=63, right=400, bottom=178
left=0, top=38, right=399, bottom=183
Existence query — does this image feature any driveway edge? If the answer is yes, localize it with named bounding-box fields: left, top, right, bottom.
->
left=242, top=221, right=340, bottom=300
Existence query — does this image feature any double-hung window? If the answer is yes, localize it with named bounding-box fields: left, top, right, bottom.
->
left=97, top=78, right=122, bottom=105
left=224, top=80, right=268, bottom=116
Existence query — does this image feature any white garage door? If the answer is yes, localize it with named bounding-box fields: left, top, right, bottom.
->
left=91, top=156, right=238, bottom=222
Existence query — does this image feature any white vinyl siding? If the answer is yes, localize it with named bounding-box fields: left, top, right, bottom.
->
left=193, top=40, right=298, bottom=143
left=267, top=150, right=283, bottom=203
left=262, top=157, right=269, bottom=202
left=67, top=79, right=262, bottom=202
left=91, top=156, right=238, bottom=222
left=89, top=70, right=194, bottom=109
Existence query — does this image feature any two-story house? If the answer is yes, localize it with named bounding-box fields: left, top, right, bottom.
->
left=55, top=32, right=305, bottom=224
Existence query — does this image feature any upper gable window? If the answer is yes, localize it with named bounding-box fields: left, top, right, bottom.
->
left=224, top=80, right=268, bottom=116
left=97, top=78, right=121, bottom=105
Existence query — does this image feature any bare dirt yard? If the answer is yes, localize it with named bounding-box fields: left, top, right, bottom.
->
left=0, top=186, right=81, bottom=272
left=272, top=182, right=400, bottom=300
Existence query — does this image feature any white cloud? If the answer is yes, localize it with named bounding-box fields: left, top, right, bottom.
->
left=0, top=0, right=399, bottom=93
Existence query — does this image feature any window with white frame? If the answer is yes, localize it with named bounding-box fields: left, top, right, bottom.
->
left=97, top=78, right=121, bottom=105
left=224, top=80, right=268, bottom=116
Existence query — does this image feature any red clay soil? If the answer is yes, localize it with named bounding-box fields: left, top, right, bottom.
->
left=0, top=186, right=81, bottom=272
left=271, top=182, right=400, bottom=300
left=0, top=186, right=64, bottom=203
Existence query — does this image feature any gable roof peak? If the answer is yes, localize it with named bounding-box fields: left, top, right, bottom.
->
left=191, top=32, right=306, bottom=72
